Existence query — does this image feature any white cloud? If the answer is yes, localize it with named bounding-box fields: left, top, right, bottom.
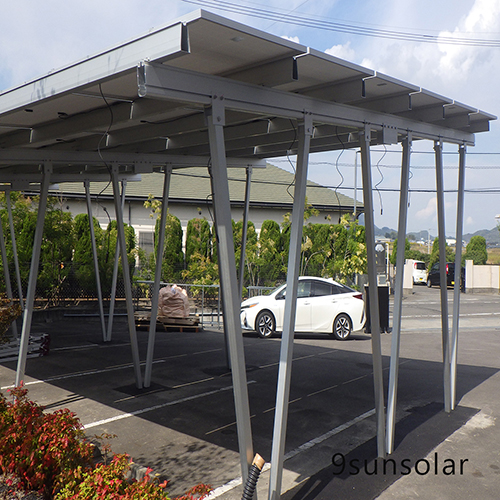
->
left=281, top=35, right=300, bottom=44
left=325, top=41, right=356, bottom=61
left=466, top=216, right=475, bottom=226
left=415, top=197, right=437, bottom=221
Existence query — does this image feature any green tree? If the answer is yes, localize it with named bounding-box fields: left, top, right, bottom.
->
left=37, top=200, right=75, bottom=302
left=155, top=212, right=184, bottom=282
left=390, top=238, right=410, bottom=266
left=323, top=215, right=367, bottom=284
left=429, top=238, right=455, bottom=268
left=233, top=220, right=258, bottom=286
left=280, top=199, right=320, bottom=277
left=301, top=223, right=331, bottom=276
left=256, top=220, right=283, bottom=286
left=463, top=235, right=488, bottom=265
left=185, top=218, right=211, bottom=264
left=73, top=213, right=104, bottom=295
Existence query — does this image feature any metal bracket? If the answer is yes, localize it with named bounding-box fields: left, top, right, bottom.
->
left=205, top=95, right=226, bottom=126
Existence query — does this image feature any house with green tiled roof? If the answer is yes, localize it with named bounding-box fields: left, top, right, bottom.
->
left=48, top=162, right=362, bottom=254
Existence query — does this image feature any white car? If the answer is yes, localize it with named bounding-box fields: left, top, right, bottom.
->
left=240, top=277, right=365, bottom=340
left=411, top=260, right=427, bottom=285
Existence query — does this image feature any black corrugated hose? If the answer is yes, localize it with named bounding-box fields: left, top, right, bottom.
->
left=241, top=454, right=266, bottom=500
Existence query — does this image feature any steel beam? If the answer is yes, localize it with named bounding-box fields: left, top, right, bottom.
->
left=111, top=169, right=143, bottom=389
left=15, top=163, right=52, bottom=386
left=386, top=135, right=412, bottom=454
left=144, top=166, right=172, bottom=388
left=451, top=145, right=466, bottom=410
left=6, top=191, right=24, bottom=311
left=268, top=115, right=312, bottom=500
left=0, top=206, right=17, bottom=338
left=106, top=181, right=127, bottom=342
left=239, top=166, right=253, bottom=299
left=360, top=127, right=386, bottom=458
left=434, top=140, right=451, bottom=413
left=139, top=62, right=476, bottom=146
left=84, top=180, right=107, bottom=342
left=205, top=97, right=254, bottom=483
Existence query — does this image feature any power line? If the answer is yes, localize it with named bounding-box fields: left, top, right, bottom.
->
left=183, top=0, right=500, bottom=47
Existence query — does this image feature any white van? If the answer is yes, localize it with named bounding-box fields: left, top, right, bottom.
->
left=411, top=260, right=427, bottom=285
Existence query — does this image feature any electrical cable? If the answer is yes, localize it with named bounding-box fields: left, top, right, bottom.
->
left=374, top=145, right=386, bottom=215
left=97, top=83, right=115, bottom=263
left=285, top=119, right=298, bottom=201
left=334, top=127, right=346, bottom=223
left=182, top=0, right=500, bottom=47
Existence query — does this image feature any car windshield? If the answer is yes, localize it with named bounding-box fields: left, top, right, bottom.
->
left=416, top=262, right=426, bottom=270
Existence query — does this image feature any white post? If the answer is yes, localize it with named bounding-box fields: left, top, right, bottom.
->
left=6, top=191, right=24, bottom=310
left=106, top=181, right=127, bottom=342
left=360, top=127, right=386, bottom=458
left=16, top=163, right=52, bottom=386
left=451, top=144, right=466, bottom=409
left=0, top=208, right=17, bottom=338
left=84, top=180, right=107, bottom=342
left=111, top=169, right=142, bottom=389
left=239, top=166, right=253, bottom=299
left=144, top=165, right=172, bottom=387
left=269, top=115, right=312, bottom=500
left=206, top=97, right=254, bottom=484
left=386, top=135, right=411, bottom=453
left=434, top=140, right=451, bottom=413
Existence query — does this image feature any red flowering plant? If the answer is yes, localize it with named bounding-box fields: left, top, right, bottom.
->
left=0, top=386, right=212, bottom=499
left=0, top=384, right=94, bottom=498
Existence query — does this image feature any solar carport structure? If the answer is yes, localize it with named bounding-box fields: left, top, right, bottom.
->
left=0, top=9, right=495, bottom=499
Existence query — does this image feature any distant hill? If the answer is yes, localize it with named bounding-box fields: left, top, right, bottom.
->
left=463, top=227, right=500, bottom=247
left=374, top=225, right=500, bottom=247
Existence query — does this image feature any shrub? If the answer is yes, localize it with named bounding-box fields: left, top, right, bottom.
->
left=55, top=454, right=170, bottom=500
left=0, top=387, right=212, bottom=500
left=0, top=385, right=93, bottom=498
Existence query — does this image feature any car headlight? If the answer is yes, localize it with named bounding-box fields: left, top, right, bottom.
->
left=241, top=303, right=259, bottom=310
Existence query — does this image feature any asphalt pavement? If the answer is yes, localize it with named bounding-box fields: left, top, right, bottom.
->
left=0, top=286, right=499, bottom=499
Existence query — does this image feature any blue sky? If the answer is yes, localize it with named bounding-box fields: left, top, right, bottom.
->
left=1, top=0, right=499, bottom=235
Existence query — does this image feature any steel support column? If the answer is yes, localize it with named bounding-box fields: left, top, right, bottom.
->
left=106, top=181, right=127, bottom=342
left=144, top=165, right=172, bottom=388
left=434, top=140, right=451, bottom=412
left=386, top=135, right=412, bottom=454
left=451, top=144, right=466, bottom=410
left=269, top=116, right=312, bottom=500
left=6, top=191, right=24, bottom=310
left=111, top=169, right=142, bottom=389
left=0, top=207, right=17, bottom=338
left=16, top=163, right=52, bottom=386
left=239, top=166, right=253, bottom=299
left=360, top=128, right=386, bottom=458
left=206, top=97, right=254, bottom=483
left=84, top=180, right=107, bottom=342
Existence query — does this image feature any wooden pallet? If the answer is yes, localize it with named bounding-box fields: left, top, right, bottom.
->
left=135, top=312, right=201, bottom=332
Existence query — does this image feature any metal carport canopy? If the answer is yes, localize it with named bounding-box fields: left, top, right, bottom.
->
left=0, top=9, right=495, bottom=500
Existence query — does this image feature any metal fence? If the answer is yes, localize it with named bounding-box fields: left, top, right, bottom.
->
left=135, top=281, right=222, bottom=328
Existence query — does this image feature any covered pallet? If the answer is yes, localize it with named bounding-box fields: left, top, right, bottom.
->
left=135, top=285, right=200, bottom=332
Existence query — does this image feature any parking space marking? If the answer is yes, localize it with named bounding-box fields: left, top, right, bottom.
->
left=401, top=311, right=500, bottom=319
left=1, top=347, right=225, bottom=391
left=206, top=408, right=376, bottom=499
left=83, top=380, right=257, bottom=429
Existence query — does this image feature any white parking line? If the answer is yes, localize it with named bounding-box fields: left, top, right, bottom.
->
left=205, top=408, right=376, bottom=499
left=83, top=380, right=257, bottom=429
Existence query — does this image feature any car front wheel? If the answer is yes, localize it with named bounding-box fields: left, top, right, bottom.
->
left=255, top=311, right=275, bottom=338
left=332, top=313, right=352, bottom=340
left=427, top=278, right=432, bottom=288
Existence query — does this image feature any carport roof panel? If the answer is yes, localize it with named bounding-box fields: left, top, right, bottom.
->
left=0, top=8, right=496, bottom=164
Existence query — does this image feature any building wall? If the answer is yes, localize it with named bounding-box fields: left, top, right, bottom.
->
left=465, top=260, right=500, bottom=294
